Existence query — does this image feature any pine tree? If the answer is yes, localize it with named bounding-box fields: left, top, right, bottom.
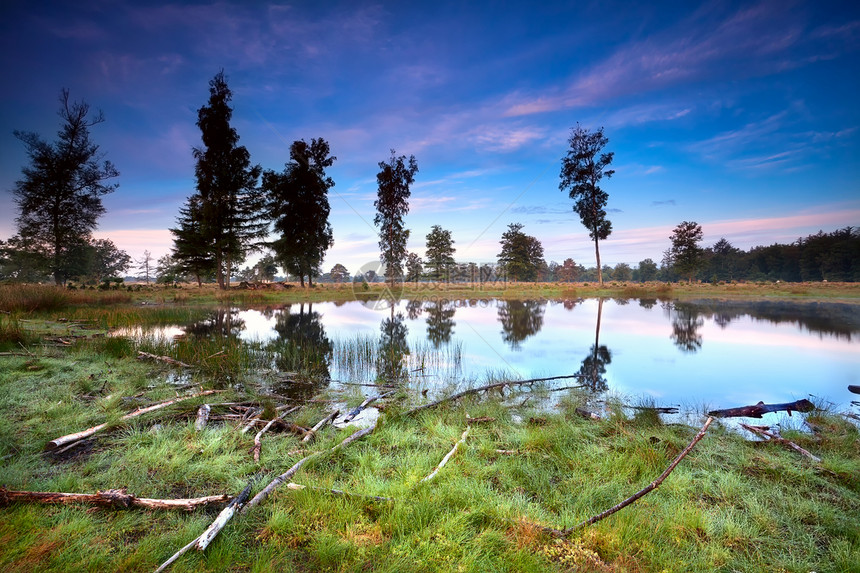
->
left=374, top=150, right=418, bottom=286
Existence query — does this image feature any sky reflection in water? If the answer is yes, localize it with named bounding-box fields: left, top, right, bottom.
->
left=229, top=298, right=859, bottom=412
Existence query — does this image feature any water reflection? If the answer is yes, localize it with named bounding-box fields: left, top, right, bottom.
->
left=378, top=309, right=410, bottom=384
left=270, top=302, right=332, bottom=381
left=425, top=299, right=456, bottom=347
left=576, top=298, right=612, bottom=391
left=497, top=299, right=546, bottom=349
left=186, top=308, right=245, bottom=338
left=670, top=306, right=704, bottom=353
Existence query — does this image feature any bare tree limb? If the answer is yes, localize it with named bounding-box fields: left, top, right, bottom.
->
left=420, top=426, right=470, bottom=482
left=46, top=390, right=222, bottom=450
left=302, top=410, right=340, bottom=443
left=740, top=423, right=821, bottom=462
left=0, top=487, right=229, bottom=511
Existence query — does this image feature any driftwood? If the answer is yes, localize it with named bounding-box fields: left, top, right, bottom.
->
left=46, top=390, right=221, bottom=450
left=541, top=416, right=714, bottom=537
left=849, top=385, right=860, bottom=395
left=302, top=410, right=340, bottom=443
left=421, top=426, right=470, bottom=483
left=342, top=391, right=395, bottom=423
left=136, top=351, right=193, bottom=368
left=707, top=399, right=814, bottom=419
left=154, top=482, right=253, bottom=573
left=740, top=424, right=821, bottom=462
left=0, top=487, right=229, bottom=511
left=405, top=375, right=584, bottom=416
left=194, top=404, right=211, bottom=431
left=241, top=425, right=376, bottom=514
left=630, top=405, right=679, bottom=414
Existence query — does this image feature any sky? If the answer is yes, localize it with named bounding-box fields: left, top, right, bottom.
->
left=1, top=0, right=858, bottom=275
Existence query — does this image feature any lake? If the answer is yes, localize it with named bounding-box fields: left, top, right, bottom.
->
left=144, top=296, right=860, bottom=416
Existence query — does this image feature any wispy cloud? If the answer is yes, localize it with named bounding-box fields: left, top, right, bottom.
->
left=652, top=199, right=676, bottom=207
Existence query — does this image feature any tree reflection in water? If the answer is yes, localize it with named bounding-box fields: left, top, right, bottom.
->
left=497, top=299, right=546, bottom=350
left=271, top=303, right=333, bottom=381
left=378, top=308, right=410, bottom=384
left=576, top=298, right=612, bottom=392
left=185, top=308, right=245, bottom=338
left=669, top=304, right=704, bottom=353
left=425, top=299, right=456, bottom=348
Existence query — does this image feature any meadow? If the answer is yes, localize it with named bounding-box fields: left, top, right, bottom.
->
left=0, top=283, right=858, bottom=572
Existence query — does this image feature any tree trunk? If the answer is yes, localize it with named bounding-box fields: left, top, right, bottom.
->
left=594, top=237, right=602, bottom=286
left=707, top=399, right=814, bottom=419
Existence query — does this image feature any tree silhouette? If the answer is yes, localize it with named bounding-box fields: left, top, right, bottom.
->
left=497, top=223, right=545, bottom=282
left=559, top=124, right=615, bottom=286
left=576, top=298, right=612, bottom=391
left=425, top=299, right=456, bottom=347
left=264, top=138, right=336, bottom=287
left=378, top=310, right=410, bottom=384
left=670, top=221, right=704, bottom=283
left=425, top=225, right=456, bottom=282
left=11, top=89, right=119, bottom=285
left=271, top=303, right=333, bottom=383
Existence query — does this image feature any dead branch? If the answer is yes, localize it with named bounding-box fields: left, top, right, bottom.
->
left=405, top=375, right=584, bottom=416
left=0, top=487, right=229, bottom=511
left=46, top=390, right=221, bottom=450
left=136, top=351, right=193, bottom=368
left=848, top=385, right=860, bottom=395
left=707, top=399, right=814, bottom=419
left=302, top=410, right=340, bottom=443
left=154, top=482, right=252, bottom=572
left=253, top=417, right=281, bottom=462
left=466, top=415, right=496, bottom=424
left=740, top=423, right=821, bottom=462
left=241, top=425, right=376, bottom=514
left=342, top=391, right=395, bottom=423
left=421, top=426, right=470, bottom=483
left=544, top=416, right=714, bottom=537
left=575, top=407, right=601, bottom=420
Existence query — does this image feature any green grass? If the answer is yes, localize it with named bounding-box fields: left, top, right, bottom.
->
left=0, top=289, right=858, bottom=571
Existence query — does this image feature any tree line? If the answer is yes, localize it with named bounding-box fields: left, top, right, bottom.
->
left=2, top=74, right=857, bottom=286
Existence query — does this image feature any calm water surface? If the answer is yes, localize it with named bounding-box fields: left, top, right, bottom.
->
left=219, top=297, right=860, bottom=412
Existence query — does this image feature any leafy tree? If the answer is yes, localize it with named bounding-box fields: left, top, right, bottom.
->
left=559, top=124, right=615, bottom=286
left=374, top=150, right=418, bottom=286
left=636, top=258, right=659, bottom=282
left=155, top=253, right=181, bottom=284
left=405, top=252, right=423, bottom=283
left=378, top=312, right=409, bottom=383
left=88, top=239, right=131, bottom=284
left=263, top=138, right=336, bottom=287
left=137, top=250, right=154, bottom=284
left=191, top=70, right=265, bottom=289
left=556, top=258, right=580, bottom=282
left=612, top=262, right=632, bottom=282
left=497, top=300, right=545, bottom=349
left=497, top=223, right=545, bottom=282
left=0, top=236, right=52, bottom=283
left=330, top=263, right=350, bottom=283
left=425, top=299, right=456, bottom=347
left=670, top=221, right=705, bottom=282
left=170, top=194, right=215, bottom=287
left=11, top=89, right=119, bottom=285
left=425, top=225, right=456, bottom=281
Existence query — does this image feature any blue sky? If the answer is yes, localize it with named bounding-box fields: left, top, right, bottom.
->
left=1, top=0, right=858, bottom=274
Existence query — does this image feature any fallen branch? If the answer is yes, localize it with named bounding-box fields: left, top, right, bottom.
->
left=253, top=417, right=281, bottom=462
left=241, top=425, right=376, bottom=514
left=545, top=416, right=714, bottom=537
left=0, top=487, right=229, bottom=511
left=154, top=482, right=252, bottom=573
left=421, top=426, right=470, bottom=483
left=707, top=399, right=814, bottom=419
left=465, top=415, right=495, bottom=424
left=342, top=391, right=395, bottom=423
left=136, top=351, right=193, bottom=368
left=629, top=405, right=680, bottom=414
left=405, top=375, right=584, bottom=416
left=740, top=423, right=821, bottom=462
left=849, top=385, right=860, bottom=395
left=46, top=390, right=221, bottom=450
left=575, top=407, right=601, bottom=420
left=302, top=410, right=340, bottom=443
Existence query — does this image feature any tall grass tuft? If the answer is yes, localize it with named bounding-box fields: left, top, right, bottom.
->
left=0, top=284, right=69, bottom=313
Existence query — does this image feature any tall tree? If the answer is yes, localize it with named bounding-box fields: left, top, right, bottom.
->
left=192, top=70, right=265, bottom=289
left=11, top=89, right=119, bottom=285
left=497, top=223, right=545, bottom=282
left=557, top=258, right=580, bottom=282
left=330, top=263, right=350, bottom=283
left=670, top=221, right=705, bottom=283
left=405, top=252, right=423, bottom=283
left=425, top=225, right=456, bottom=282
left=374, top=150, right=418, bottom=287
left=263, top=138, right=336, bottom=287
left=636, top=258, right=659, bottom=282
left=559, top=124, right=615, bottom=286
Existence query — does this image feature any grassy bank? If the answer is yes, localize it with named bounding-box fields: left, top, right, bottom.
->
left=3, top=281, right=860, bottom=316
left=1, top=329, right=858, bottom=572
